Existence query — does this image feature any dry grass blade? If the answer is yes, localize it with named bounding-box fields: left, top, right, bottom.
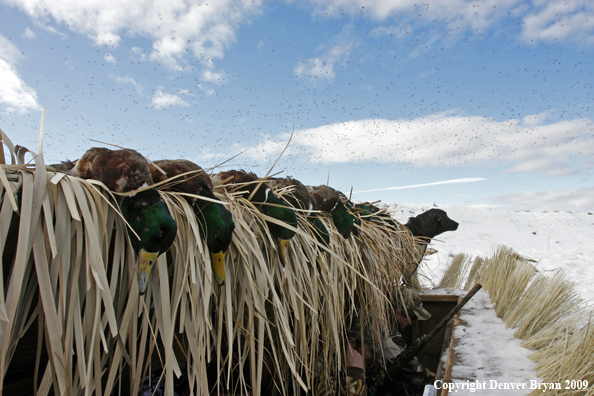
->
left=0, top=131, right=428, bottom=396
left=38, top=108, right=46, bottom=158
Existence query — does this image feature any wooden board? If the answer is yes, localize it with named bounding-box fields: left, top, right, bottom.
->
left=413, top=295, right=460, bottom=374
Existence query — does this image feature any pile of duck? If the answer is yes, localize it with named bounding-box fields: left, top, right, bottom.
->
left=0, top=141, right=456, bottom=396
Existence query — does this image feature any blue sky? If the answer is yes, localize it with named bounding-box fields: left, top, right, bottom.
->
left=1, top=0, right=593, bottom=212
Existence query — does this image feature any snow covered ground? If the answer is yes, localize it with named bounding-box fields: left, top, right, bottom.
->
left=388, top=204, right=594, bottom=395
left=390, top=204, right=594, bottom=304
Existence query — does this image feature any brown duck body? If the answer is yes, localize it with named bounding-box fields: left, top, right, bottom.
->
left=212, top=170, right=269, bottom=203
left=151, top=159, right=214, bottom=198
left=270, top=177, right=315, bottom=213
left=70, top=147, right=153, bottom=193
left=307, top=185, right=341, bottom=212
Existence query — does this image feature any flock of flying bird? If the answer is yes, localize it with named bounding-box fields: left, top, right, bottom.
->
left=49, top=146, right=458, bottom=294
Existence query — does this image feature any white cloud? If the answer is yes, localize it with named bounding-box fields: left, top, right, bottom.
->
left=0, top=35, right=22, bottom=65
left=521, top=0, right=594, bottom=44
left=294, top=56, right=335, bottom=82
left=296, top=0, right=594, bottom=46
left=4, top=0, right=263, bottom=72
left=0, top=35, right=41, bottom=113
left=488, top=187, right=594, bottom=213
left=22, top=27, right=36, bottom=39
left=294, top=28, right=359, bottom=84
left=202, top=69, right=226, bottom=84
left=245, top=111, right=594, bottom=177
left=503, top=159, right=578, bottom=177
left=242, top=134, right=293, bottom=160
left=295, top=0, right=520, bottom=30
left=104, top=53, right=117, bottom=65
left=109, top=73, right=142, bottom=92
left=151, top=86, right=190, bottom=109
left=130, top=46, right=147, bottom=62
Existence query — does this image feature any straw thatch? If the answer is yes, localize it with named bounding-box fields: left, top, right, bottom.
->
left=0, top=129, right=423, bottom=396
left=440, top=246, right=593, bottom=396
left=437, top=253, right=471, bottom=289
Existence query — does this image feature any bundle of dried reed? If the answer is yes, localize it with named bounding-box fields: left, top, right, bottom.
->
left=0, top=128, right=422, bottom=396
left=462, top=256, right=484, bottom=291
left=437, top=253, right=471, bottom=289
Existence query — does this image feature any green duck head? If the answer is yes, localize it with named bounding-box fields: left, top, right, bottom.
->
left=119, top=188, right=178, bottom=295
left=342, top=201, right=361, bottom=238
left=194, top=195, right=235, bottom=286
left=331, top=201, right=355, bottom=239
left=260, top=189, right=297, bottom=265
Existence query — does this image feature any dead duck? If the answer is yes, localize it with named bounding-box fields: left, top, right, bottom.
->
left=212, top=170, right=297, bottom=265
left=354, top=202, right=399, bottom=231
left=150, top=159, right=235, bottom=286
left=67, top=147, right=178, bottom=294
left=270, top=176, right=330, bottom=248
left=307, top=185, right=355, bottom=239
left=337, top=191, right=362, bottom=238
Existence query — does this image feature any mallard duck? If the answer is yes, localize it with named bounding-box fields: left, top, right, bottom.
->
left=307, top=185, right=355, bottom=239
left=354, top=202, right=399, bottom=231
left=338, top=190, right=362, bottom=238
left=212, top=170, right=297, bottom=265
left=150, top=159, right=235, bottom=286
left=68, top=147, right=178, bottom=294
left=270, top=177, right=330, bottom=247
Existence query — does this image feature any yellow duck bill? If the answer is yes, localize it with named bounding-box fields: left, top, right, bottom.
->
left=137, top=249, right=159, bottom=295
left=211, top=251, right=227, bottom=286
left=278, top=238, right=290, bottom=267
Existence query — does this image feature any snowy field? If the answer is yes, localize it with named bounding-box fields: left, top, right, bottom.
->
left=390, top=204, right=594, bottom=304
left=388, top=204, right=594, bottom=395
